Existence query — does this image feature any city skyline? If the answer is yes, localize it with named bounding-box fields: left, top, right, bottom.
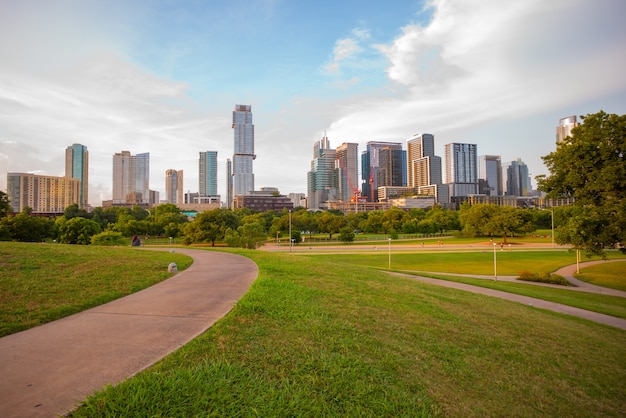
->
left=1, top=1, right=625, bottom=206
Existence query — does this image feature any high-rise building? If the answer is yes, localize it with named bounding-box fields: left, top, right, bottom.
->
left=65, top=143, right=88, bottom=208
left=199, top=151, right=218, bottom=196
left=165, top=169, right=183, bottom=204
left=445, top=143, right=478, bottom=197
left=7, top=172, right=80, bottom=214
left=226, top=158, right=233, bottom=209
left=361, top=141, right=403, bottom=201
left=112, top=151, right=150, bottom=205
left=335, top=142, right=359, bottom=202
left=556, top=115, right=579, bottom=144
left=407, top=133, right=438, bottom=187
left=478, top=155, right=502, bottom=196
left=406, top=133, right=446, bottom=203
left=307, top=134, right=337, bottom=210
left=505, top=158, right=531, bottom=197
left=232, top=104, right=255, bottom=199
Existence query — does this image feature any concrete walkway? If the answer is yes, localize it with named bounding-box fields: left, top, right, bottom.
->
left=0, top=249, right=258, bottom=418
left=391, top=259, right=626, bottom=331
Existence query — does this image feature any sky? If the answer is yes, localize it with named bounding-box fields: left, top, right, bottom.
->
left=1, top=0, right=625, bottom=207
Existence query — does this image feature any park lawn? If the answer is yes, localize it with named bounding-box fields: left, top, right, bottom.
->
left=71, top=249, right=626, bottom=417
left=575, top=261, right=626, bottom=291
left=0, top=242, right=193, bottom=337
left=310, top=250, right=603, bottom=276
left=399, top=272, right=626, bottom=320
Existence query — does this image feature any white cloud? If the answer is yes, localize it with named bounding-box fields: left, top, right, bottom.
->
left=327, top=0, right=626, bottom=161
left=323, top=28, right=371, bottom=74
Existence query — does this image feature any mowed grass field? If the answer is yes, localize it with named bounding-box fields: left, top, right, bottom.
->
left=0, top=242, right=193, bottom=337
left=2, top=243, right=625, bottom=416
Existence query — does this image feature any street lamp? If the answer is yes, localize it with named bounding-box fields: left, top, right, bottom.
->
left=493, top=242, right=497, bottom=281
left=289, top=210, right=292, bottom=253
left=388, top=238, right=392, bottom=270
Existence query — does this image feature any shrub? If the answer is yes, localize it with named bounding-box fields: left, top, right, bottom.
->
left=91, top=231, right=128, bottom=246
left=517, top=271, right=573, bottom=286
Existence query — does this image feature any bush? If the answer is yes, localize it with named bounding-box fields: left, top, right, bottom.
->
left=517, top=271, right=573, bottom=286
left=91, top=231, right=128, bottom=246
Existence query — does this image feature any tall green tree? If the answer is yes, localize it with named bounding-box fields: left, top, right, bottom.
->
left=537, top=111, right=626, bottom=255
left=182, top=208, right=239, bottom=246
left=0, top=191, right=11, bottom=218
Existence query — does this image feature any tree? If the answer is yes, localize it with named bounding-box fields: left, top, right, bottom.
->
left=339, top=226, right=355, bottom=243
left=182, top=208, right=239, bottom=246
left=224, top=222, right=267, bottom=249
left=0, top=212, right=53, bottom=242
left=0, top=191, right=11, bottom=218
left=537, top=111, right=626, bottom=255
left=64, top=204, right=89, bottom=220
left=56, top=217, right=101, bottom=244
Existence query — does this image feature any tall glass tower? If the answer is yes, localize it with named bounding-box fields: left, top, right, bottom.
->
left=112, top=151, right=150, bottom=204
left=65, top=143, right=88, bottom=208
left=199, top=151, right=218, bottom=196
left=232, top=104, right=255, bottom=198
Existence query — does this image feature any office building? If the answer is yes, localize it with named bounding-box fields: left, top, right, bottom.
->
left=406, top=133, right=447, bottom=204
left=226, top=158, right=233, bottom=209
left=505, top=158, right=531, bottom=197
left=65, top=143, right=88, bottom=209
left=556, top=115, right=579, bottom=144
left=361, top=141, right=403, bottom=201
left=335, top=142, right=359, bottom=202
left=445, top=142, right=478, bottom=197
left=165, top=169, right=183, bottom=204
left=478, top=155, right=502, bottom=196
left=112, top=151, right=150, bottom=205
left=6, top=172, right=80, bottom=214
left=307, top=134, right=337, bottom=210
left=232, top=104, right=255, bottom=199
left=199, top=151, right=218, bottom=197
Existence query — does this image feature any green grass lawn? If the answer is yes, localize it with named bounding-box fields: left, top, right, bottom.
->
left=2, top=242, right=625, bottom=416
left=312, top=250, right=626, bottom=276
left=576, top=261, right=626, bottom=291
left=70, top=250, right=626, bottom=417
left=0, top=242, right=193, bottom=337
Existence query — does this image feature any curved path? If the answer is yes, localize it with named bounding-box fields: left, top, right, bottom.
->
left=0, top=249, right=258, bottom=418
left=391, top=260, right=626, bottom=331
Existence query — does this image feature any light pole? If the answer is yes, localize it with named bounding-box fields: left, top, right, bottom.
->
left=542, top=207, right=555, bottom=248
left=388, top=238, right=391, bottom=270
left=289, top=210, right=292, bottom=253
left=493, top=242, right=497, bottom=281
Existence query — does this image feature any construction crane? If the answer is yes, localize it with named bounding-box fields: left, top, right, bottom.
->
left=337, top=155, right=362, bottom=210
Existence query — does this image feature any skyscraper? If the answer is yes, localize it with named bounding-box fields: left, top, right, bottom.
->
left=226, top=158, right=233, bottom=209
left=65, top=143, right=88, bottom=208
left=407, top=133, right=437, bottom=187
left=232, top=104, right=255, bottom=199
left=199, top=151, right=218, bottom=196
left=445, top=142, right=478, bottom=197
left=335, top=142, right=359, bottom=202
left=112, top=151, right=150, bottom=205
left=556, top=115, right=579, bottom=144
left=505, top=158, right=531, bottom=197
left=361, top=141, right=403, bottom=201
left=478, top=155, right=502, bottom=196
left=307, top=134, right=337, bottom=210
left=165, top=169, right=183, bottom=204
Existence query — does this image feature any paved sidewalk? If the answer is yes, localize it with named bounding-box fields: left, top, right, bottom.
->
left=0, top=249, right=258, bottom=418
left=391, top=260, right=626, bottom=331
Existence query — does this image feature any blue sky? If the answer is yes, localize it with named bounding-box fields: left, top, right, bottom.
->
left=1, top=0, right=625, bottom=206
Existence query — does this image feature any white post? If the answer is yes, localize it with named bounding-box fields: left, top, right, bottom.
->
left=289, top=210, right=292, bottom=253
left=550, top=209, right=555, bottom=248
